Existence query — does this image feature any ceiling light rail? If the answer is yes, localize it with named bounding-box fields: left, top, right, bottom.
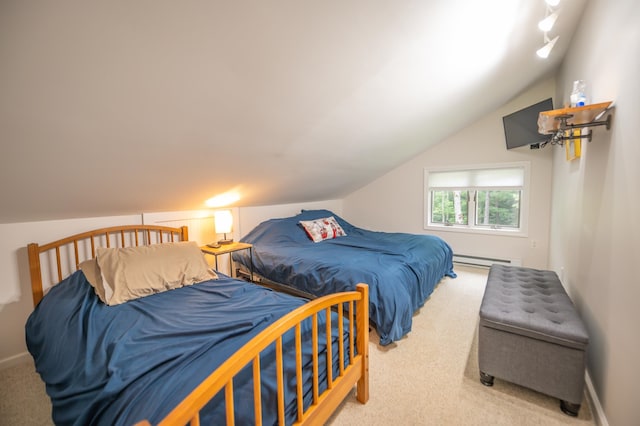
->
left=536, top=0, right=561, bottom=58
left=537, top=102, right=614, bottom=147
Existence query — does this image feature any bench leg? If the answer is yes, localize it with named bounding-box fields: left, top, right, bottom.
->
left=560, top=400, right=581, bottom=417
left=479, top=371, right=494, bottom=387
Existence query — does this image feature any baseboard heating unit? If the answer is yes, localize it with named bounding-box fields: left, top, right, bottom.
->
left=453, top=254, right=522, bottom=268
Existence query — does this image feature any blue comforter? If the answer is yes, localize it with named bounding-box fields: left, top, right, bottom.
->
left=234, top=209, right=456, bottom=346
left=26, top=270, right=348, bottom=425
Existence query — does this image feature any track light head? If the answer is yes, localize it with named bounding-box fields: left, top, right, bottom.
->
left=536, top=35, right=559, bottom=58
left=538, top=11, right=559, bottom=32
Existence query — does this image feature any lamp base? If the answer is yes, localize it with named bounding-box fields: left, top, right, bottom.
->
left=218, top=238, right=234, bottom=245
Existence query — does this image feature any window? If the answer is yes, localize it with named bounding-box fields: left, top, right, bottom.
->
left=424, top=163, right=529, bottom=235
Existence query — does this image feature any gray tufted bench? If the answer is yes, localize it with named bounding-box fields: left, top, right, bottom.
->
left=478, top=264, right=589, bottom=416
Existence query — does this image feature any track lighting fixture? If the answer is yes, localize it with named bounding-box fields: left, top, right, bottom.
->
left=536, top=0, right=561, bottom=58
left=538, top=11, right=559, bottom=32
left=536, top=35, right=559, bottom=58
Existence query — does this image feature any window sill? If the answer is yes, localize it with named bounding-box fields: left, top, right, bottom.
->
left=425, top=224, right=528, bottom=238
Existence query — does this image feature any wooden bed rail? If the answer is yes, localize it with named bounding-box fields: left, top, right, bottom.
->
left=137, top=283, right=369, bottom=426
left=27, top=225, right=188, bottom=307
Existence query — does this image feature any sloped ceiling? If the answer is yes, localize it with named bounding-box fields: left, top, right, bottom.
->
left=0, top=0, right=587, bottom=223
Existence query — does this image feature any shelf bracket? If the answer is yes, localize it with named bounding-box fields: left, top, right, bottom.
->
left=548, top=113, right=612, bottom=146
left=555, top=113, right=612, bottom=132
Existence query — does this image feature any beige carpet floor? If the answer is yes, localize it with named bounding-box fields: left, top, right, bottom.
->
left=0, top=265, right=596, bottom=425
left=0, top=357, right=51, bottom=425
left=326, top=265, right=596, bottom=426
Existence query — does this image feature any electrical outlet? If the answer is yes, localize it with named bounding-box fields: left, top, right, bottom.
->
left=530, top=240, right=537, bottom=248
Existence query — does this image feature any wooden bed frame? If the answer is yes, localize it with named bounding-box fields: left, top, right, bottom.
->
left=27, top=224, right=369, bottom=425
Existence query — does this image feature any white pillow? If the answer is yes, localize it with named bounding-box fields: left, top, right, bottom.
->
left=299, top=216, right=347, bottom=243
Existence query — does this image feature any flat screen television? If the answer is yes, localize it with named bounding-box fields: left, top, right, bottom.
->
left=503, top=98, right=553, bottom=149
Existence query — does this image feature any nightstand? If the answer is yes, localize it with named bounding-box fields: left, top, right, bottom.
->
left=200, top=242, right=253, bottom=281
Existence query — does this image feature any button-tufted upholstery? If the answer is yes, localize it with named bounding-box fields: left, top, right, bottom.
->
left=478, top=264, right=589, bottom=416
left=480, top=264, right=588, bottom=349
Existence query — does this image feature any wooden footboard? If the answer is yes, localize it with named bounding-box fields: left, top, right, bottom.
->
left=137, top=284, right=369, bottom=426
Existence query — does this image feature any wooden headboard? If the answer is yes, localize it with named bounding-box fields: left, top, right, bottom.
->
left=27, top=225, right=189, bottom=307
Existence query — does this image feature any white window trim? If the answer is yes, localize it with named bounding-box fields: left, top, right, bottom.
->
left=424, top=162, right=530, bottom=237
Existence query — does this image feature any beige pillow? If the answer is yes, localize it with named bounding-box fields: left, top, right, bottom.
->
left=89, top=241, right=217, bottom=306
left=79, top=257, right=108, bottom=302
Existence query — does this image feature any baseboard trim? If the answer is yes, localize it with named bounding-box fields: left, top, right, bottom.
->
left=0, top=352, right=32, bottom=370
left=585, top=370, right=609, bottom=426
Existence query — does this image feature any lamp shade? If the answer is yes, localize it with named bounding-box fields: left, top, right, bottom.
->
left=214, top=210, right=233, bottom=234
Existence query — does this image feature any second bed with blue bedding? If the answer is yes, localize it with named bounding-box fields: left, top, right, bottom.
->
left=234, top=209, right=456, bottom=345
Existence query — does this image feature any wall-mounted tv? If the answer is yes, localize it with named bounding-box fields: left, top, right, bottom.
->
left=503, top=98, right=553, bottom=149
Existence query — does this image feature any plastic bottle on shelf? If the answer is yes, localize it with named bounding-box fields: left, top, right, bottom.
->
left=570, top=80, right=587, bottom=107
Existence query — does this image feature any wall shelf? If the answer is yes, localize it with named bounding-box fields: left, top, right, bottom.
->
left=537, top=101, right=613, bottom=146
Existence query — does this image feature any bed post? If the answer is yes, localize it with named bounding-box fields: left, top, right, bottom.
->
left=180, top=226, right=189, bottom=242
left=355, top=283, right=369, bottom=403
left=28, top=243, right=44, bottom=307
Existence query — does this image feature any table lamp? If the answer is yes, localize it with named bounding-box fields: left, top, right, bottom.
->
left=214, top=210, right=233, bottom=245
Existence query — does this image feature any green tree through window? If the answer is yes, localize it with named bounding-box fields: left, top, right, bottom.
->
left=475, top=190, right=520, bottom=228
left=431, top=191, right=468, bottom=225
left=425, top=164, right=528, bottom=233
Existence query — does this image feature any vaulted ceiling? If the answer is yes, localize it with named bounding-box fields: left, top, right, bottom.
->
left=0, top=0, right=587, bottom=223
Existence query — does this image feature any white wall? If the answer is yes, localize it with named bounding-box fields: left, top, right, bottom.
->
left=0, top=215, right=141, bottom=366
left=0, top=200, right=342, bottom=367
left=549, top=1, right=640, bottom=425
left=343, top=78, right=555, bottom=269
left=238, top=200, right=342, bottom=237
